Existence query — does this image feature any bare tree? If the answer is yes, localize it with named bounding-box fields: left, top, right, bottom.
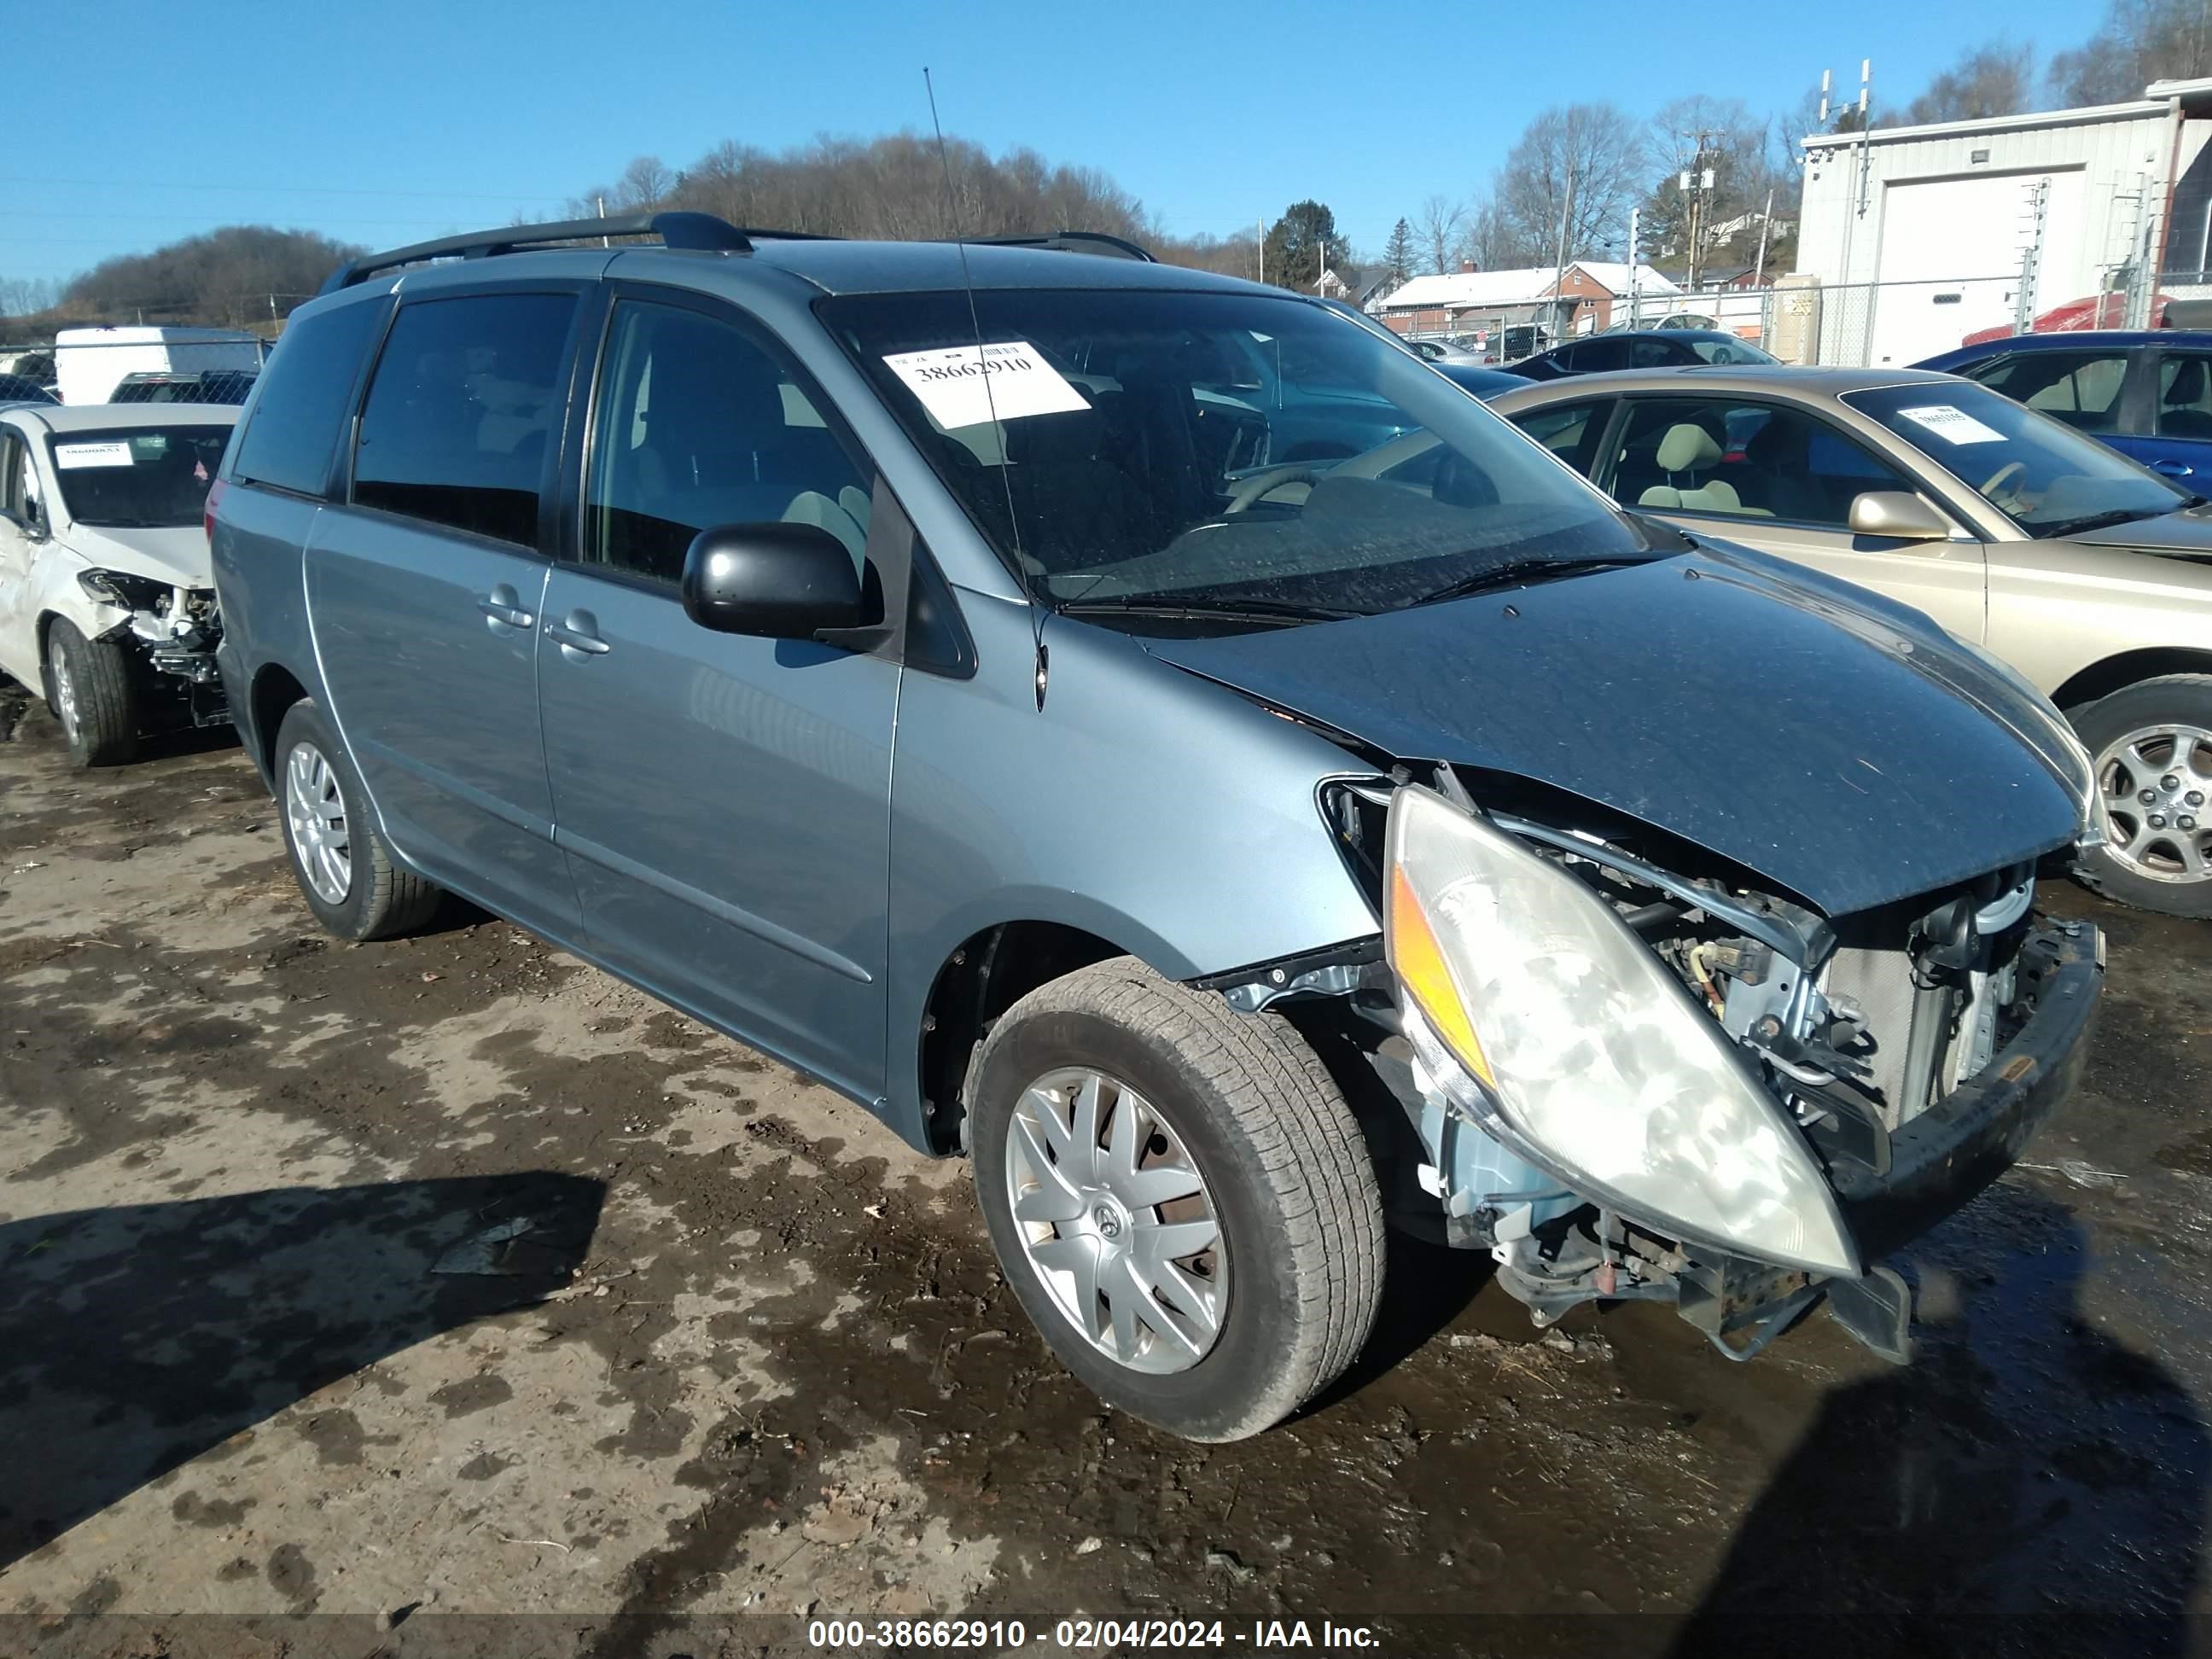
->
left=1416, top=195, right=1465, bottom=272
left=1461, top=199, right=1538, bottom=270
left=1906, top=41, right=2038, bottom=124
left=2051, top=0, right=2212, bottom=105
left=1643, top=96, right=1779, bottom=273
left=1494, top=105, right=1646, bottom=269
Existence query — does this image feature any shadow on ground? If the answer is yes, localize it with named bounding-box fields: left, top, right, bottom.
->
left=1674, top=1185, right=2209, bottom=1656
left=0, top=1172, right=602, bottom=1569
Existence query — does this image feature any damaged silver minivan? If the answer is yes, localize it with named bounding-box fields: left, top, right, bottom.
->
left=212, top=216, right=2104, bottom=1441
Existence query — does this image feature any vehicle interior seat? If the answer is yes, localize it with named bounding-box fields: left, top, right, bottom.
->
left=1638, top=422, right=1757, bottom=514
left=2162, top=357, right=2212, bottom=439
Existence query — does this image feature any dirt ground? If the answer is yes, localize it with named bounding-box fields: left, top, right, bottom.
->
left=3, top=678, right=2211, bottom=1658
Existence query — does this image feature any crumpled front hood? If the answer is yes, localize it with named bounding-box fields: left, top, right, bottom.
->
left=65, top=524, right=211, bottom=588
left=1141, top=544, right=2084, bottom=917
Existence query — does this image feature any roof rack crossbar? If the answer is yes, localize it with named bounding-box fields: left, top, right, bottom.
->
left=947, top=231, right=1155, bottom=262
left=318, top=211, right=755, bottom=294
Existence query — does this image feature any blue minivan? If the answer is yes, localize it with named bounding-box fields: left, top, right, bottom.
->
left=211, top=213, right=2104, bottom=1440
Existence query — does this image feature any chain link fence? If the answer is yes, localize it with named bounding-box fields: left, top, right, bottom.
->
left=2, top=332, right=269, bottom=405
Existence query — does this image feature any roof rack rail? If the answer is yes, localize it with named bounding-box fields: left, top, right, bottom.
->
left=951, top=231, right=1155, bottom=262
left=317, top=211, right=756, bottom=294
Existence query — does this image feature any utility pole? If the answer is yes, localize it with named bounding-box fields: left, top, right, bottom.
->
left=597, top=194, right=609, bottom=249
left=1628, top=207, right=1641, bottom=326
left=1751, top=185, right=1776, bottom=288
left=1551, top=161, right=1577, bottom=343
left=1258, top=214, right=1265, bottom=285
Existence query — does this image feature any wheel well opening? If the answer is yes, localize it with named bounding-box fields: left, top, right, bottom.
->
left=2052, top=649, right=2212, bottom=715
left=250, top=664, right=310, bottom=782
left=918, top=923, right=1123, bottom=1155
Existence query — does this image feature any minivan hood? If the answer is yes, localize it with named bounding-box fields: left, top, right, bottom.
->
left=65, top=524, right=210, bottom=588
left=1140, top=546, right=2081, bottom=917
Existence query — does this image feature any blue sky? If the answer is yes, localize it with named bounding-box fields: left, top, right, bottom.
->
left=7, top=0, right=2098, bottom=286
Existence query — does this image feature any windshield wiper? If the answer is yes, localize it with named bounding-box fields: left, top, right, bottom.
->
left=1052, top=595, right=1367, bottom=626
left=2035, top=504, right=2181, bottom=538
left=1400, top=555, right=1644, bottom=609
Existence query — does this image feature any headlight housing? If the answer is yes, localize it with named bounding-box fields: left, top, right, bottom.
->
left=1384, top=783, right=1858, bottom=1278
left=78, top=568, right=172, bottom=610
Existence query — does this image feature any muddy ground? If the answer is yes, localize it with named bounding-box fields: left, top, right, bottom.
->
left=2, top=678, right=2210, bottom=1658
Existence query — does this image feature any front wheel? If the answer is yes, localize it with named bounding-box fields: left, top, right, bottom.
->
left=2070, top=674, right=2212, bottom=919
left=968, top=958, right=1383, bottom=1442
left=44, top=618, right=137, bottom=767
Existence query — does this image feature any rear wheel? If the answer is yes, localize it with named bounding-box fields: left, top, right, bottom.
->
left=2070, top=674, right=2212, bottom=919
left=968, top=957, right=1384, bottom=1441
left=44, top=619, right=137, bottom=768
left=273, top=700, right=442, bottom=940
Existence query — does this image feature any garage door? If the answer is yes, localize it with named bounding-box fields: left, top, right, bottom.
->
left=1870, top=170, right=2084, bottom=365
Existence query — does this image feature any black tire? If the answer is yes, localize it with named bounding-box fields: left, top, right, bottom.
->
left=2067, top=673, right=2212, bottom=920
left=44, top=618, right=137, bottom=768
left=968, top=957, right=1384, bottom=1442
left=271, top=699, right=442, bottom=940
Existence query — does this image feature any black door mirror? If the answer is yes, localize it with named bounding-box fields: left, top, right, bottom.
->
left=680, top=522, right=866, bottom=639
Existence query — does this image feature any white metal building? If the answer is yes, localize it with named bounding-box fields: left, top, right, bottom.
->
left=1792, top=79, right=2212, bottom=366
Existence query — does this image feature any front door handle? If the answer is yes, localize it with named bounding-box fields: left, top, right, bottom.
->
left=476, top=585, right=535, bottom=629
left=544, top=611, right=611, bottom=657
left=2151, top=457, right=2195, bottom=478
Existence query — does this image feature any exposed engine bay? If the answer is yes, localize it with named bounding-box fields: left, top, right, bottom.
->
left=1211, top=765, right=2104, bottom=1365
left=81, top=568, right=229, bottom=726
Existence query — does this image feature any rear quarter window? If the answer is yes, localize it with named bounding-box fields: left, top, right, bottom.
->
left=231, top=298, right=387, bottom=497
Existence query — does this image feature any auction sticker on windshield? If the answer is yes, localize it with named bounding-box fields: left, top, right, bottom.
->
left=882, top=341, right=1091, bottom=430
left=1897, top=405, right=2005, bottom=445
left=54, top=441, right=135, bottom=469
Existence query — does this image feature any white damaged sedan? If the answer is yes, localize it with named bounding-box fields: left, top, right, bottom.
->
left=0, top=404, right=236, bottom=765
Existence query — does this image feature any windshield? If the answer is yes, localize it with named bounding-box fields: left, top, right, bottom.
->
left=47, top=426, right=229, bottom=527
left=1841, top=381, right=2190, bottom=538
left=820, top=288, right=1648, bottom=626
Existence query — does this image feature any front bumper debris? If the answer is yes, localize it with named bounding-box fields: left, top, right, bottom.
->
left=1677, top=917, right=2103, bottom=1362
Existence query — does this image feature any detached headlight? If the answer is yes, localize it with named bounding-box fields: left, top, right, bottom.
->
left=1384, top=784, right=1858, bottom=1278
left=77, top=568, right=168, bottom=609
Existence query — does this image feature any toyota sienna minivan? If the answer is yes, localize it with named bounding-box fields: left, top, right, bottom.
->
left=211, top=213, right=2105, bottom=1441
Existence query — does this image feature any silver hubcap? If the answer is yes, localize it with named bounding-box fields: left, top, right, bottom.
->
left=2097, top=723, right=2211, bottom=885
left=48, top=642, right=78, bottom=739
left=1004, top=1068, right=1226, bottom=1375
left=284, top=742, right=352, bottom=905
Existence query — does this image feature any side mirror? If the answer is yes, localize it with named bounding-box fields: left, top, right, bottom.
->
left=1848, top=490, right=1952, bottom=543
left=680, top=522, right=866, bottom=639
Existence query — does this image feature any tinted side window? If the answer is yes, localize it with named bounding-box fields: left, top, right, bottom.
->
left=582, top=300, right=870, bottom=585
left=1576, top=338, right=1629, bottom=372
left=2156, top=352, right=2212, bottom=439
left=352, top=293, right=574, bottom=546
left=231, top=297, right=386, bottom=497
left=0, top=430, right=29, bottom=521
left=1961, top=349, right=2128, bottom=434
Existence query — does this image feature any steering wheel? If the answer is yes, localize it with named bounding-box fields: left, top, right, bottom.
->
left=1223, top=464, right=1320, bottom=515
left=1978, top=458, right=2026, bottom=498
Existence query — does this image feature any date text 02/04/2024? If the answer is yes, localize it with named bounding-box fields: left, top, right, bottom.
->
left=804, top=1618, right=1382, bottom=1649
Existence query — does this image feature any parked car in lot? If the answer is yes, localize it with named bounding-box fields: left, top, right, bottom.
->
left=1492, top=366, right=2212, bottom=915
left=213, top=213, right=2103, bottom=1439
left=0, top=404, right=234, bottom=765
left=109, top=368, right=261, bottom=405
left=1914, top=329, right=2212, bottom=482
left=1507, top=329, right=1777, bottom=381
left=0, top=373, right=57, bottom=407
left=1404, top=336, right=1487, bottom=364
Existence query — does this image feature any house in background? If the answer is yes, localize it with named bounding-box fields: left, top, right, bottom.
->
left=1374, top=260, right=1678, bottom=344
